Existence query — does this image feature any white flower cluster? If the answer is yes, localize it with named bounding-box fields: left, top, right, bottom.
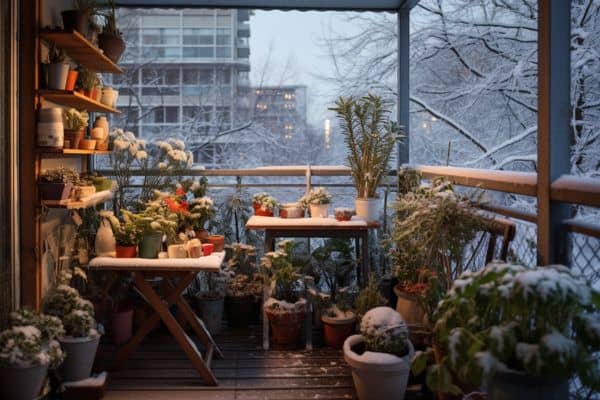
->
left=252, top=192, right=279, bottom=211
left=112, top=128, right=148, bottom=162
left=300, top=187, right=332, bottom=206
left=157, top=139, right=194, bottom=169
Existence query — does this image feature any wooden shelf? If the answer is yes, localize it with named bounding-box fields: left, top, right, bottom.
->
left=42, top=190, right=113, bottom=209
left=39, top=90, right=121, bottom=113
left=40, top=30, right=123, bottom=74
left=35, top=148, right=111, bottom=156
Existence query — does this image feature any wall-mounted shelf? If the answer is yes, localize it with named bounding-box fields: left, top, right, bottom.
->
left=42, top=190, right=114, bottom=209
left=38, top=90, right=121, bottom=113
left=35, top=148, right=111, bottom=156
left=40, top=30, right=123, bottom=74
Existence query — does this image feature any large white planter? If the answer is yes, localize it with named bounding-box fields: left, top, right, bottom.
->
left=343, top=334, right=413, bottom=400
left=0, top=364, right=48, bottom=400
left=355, top=198, right=379, bottom=223
left=309, top=203, right=329, bottom=218
left=59, top=335, right=100, bottom=382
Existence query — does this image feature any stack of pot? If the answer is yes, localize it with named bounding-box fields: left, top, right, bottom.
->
left=37, top=107, right=64, bottom=148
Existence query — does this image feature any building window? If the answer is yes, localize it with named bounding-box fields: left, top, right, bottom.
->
left=183, top=28, right=213, bottom=45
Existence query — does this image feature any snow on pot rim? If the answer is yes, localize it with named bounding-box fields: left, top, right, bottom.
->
left=263, top=297, right=307, bottom=313
left=59, top=333, right=100, bottom=343
left=343, top=334, right=414, bottom=372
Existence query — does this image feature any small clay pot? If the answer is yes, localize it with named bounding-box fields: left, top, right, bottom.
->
left=255, top=208, right=274, bottom=217
left=265, top=307, right=306, bottom=349
left=201, top=243, right=214, bottom=256
left=64, top=128, right=85, bottom=149
left=206, top=235, right=225, bottom=252
left=79, top=139, right=97, bottom=150
left=116, top=245, right=137, bottom=258
left=65, top=70, right=78, bottom=91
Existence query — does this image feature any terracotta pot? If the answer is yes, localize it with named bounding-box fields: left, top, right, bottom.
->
left=225, top=294, right=255, bottom=329
left=0, top=364, right=48, bottom=400
left=61, top=10, right=89, bottom=35
left=254, top=207, right=274, bottom=217
left=98, top=33, right=126, bottom=63
left=334, top=208, right=355, bottom=222
left=65, top=70, right=78, bottom=91
left=322, top=313, right=356, bottom=349
left=488, top=370, right=568, bottom=400
left=206, top=235, right=225, bottom=252
left=344, top=335, right=413, bottom=400
left=63, top=128, right=85, bottom=149
left=264, top=307, right=306, bottom=349
left=116, top=245, right=137, bottom=258
left=111, top=306, right=134, bottom=345
left=393, top=284, right=426, bottom=326
left=195, top=229, right=210, bottom=242
left=39, top=182, right=72, bottom=201
left=79, top=139, right=97, bottom=150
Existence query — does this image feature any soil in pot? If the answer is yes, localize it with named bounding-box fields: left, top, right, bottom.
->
left=0, top=364, right=48, bottom=400
left=264, top=306, right=306, bottom=350
left=98, top=33, right=126, bottom=63
left=322, top=312, right=357, bottom=349
left=58, top=336, right=101, bottom=382
left=111, top=303, right=134, bottom=345
left=116, top=244, right=137, bottom=258
left=197, top=296, right=224, bottom=335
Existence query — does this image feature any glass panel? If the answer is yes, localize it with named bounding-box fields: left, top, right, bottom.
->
left=183, top=14, right=214, bottom=27
left=198, top=69, right=213, bottom=84
left=216, top=47, right=231, bottom=58
left=165, top=107, right=180, bottom=123
left=216, top=15, right=231, bottom=27
left=164, top=69, right=180, bottom=85
left=182, top=69, right=198, bottom=85
left=183, top=28, right=213, bottom=45
left=183, top=47, right=213, bottom=58
left=216, top=28, right=230, bottom=45
left=142, top=15, right=179, bottom=27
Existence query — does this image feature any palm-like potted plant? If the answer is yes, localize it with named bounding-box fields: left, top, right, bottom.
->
left=261, top=240, right=307, bottom=349
left=330, top=94, right=401, bottom=223
left=252, top=192, right=279, bottom=217
left=43, top=285, right=100, bottom=382
left=46, top=44, right=70, bottom=90
left=300, top=187, right=332, bottom=218
left=412, top=261, right=600, bottom=400
left=224, top=243, right=263, bottom=328
left=98, top=0, right=126, bottom=63
left=0, top=310, right=65, bottom=400
left=38, top=166, right=80, bottom=201
left=62, top=108, right=89, bottom=149
left=343, top=307, right=413, bottom=400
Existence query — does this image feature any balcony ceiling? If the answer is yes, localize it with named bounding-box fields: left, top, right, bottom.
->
left=115, top=0, right=419, bottom=11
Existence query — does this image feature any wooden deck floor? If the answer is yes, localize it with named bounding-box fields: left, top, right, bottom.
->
left=96, top=326, right=357, bottom=400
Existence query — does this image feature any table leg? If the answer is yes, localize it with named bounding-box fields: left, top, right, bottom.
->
left=133, top=272, right=218, bottom=386
left=355, top=236, right=362, bottom=286
left=361, top=231, right=370, bottom=287
left=262, top=231, right=274, bottom=350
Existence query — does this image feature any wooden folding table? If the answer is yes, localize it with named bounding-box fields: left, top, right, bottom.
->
left=245, top=216, right=376, bottom=350
left=88, top=253, right=225, bottom=386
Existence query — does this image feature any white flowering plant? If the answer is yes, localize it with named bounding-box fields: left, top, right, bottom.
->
left=252, top=192, right=279, bottom=211
left=300, top=187, right=332, bottom=207
left=43, top=285, right=99, bottom=339
left=185, top=196, right=215, bottom=231
left=360, top=307, right=410, bottom=357
left=411, top=261, right=600, bottom=396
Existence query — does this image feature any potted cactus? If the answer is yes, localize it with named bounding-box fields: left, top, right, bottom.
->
left=43, top=285, right=100, bottom=382
left=343, top=307, right=413, bottom=400
left=300, top=187, right=332, bottom=218
left=62, top=108, right=89, bottom=149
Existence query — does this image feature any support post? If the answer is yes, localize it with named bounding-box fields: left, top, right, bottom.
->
left=396, top=6, right=410, bottom=168
left=537, top=0, right=571, bottom=265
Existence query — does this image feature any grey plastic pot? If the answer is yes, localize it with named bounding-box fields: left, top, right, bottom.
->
left=47, top=63, right=70, bottom=90
left=59, top=335, right=100, bottom=382
left=343, top=334, right=413, bottom=400
left=197, top=297, right=224, bottom=335
left=0, top=364, right=47, bottom=400
left=488, top=370, right=569, bottom=400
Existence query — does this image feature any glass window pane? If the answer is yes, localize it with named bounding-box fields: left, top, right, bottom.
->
left=183, top=28, right=213, bottom=45
left=216, top=47, right=231, bottom=58
left=182, top=86, right=201, bottom=96
left=216, top=28, right=230, bottom=45
left=198, top=69, right=213, bottom=84
left=217, top=15, right=231, bottom=27
left=165, top=69, right=179, bottom=85
left=142, top=68, right=159, bottom=84
left=142, top=15, right=179, bottom=27
left=165, top=107, right=179, bottom=123
left=183, top=47, right=214, bottom=58
left=183, top=14, right=214, bottom=27
left=182, top=69, right=198, bottom=85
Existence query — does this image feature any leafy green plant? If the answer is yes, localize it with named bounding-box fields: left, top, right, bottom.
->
left=62, top=108, right=89, bottom=130
left=48, top=44, right=68, bottom=64
left=310, top=238, right=356, bottom=305
left=77, top=67, right=100, bottom=90
left=224, top=243, right=262, bottom=298
left=412, top=261, right=600, bottom=396
left=354, top=273, right=388, bottom=319
left=330, top=94, right=401, bottom=199
left=98, top=0, right=121, bottom=38
left=252, top=192, right=279, bottom=211
left=397, top=167, right=421, bottom=197
left=108, top=212, right=142, bottom=246
left=261, top=240, right=305, bottom=303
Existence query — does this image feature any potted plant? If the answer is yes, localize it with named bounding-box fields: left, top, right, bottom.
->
left=412, top=261, right=600, bottom=400
left=300, top=187, right=332, bottom=218
left=279, top=202, right=304, bottom=219
left=76, top=67, right=100, bottom=98
left=108, top=275, right=133, bottom=345
left=354, top=273, right=388, bottom=322
left=38, top=166, right=80, bottom=201
left=62, top=108, right=89, bottom=149
left=261, top=240, right=307, bottom=349
left=46, top=44, right=70, bottom=90
left=330, top=94, right=401, bottom=223
left=43, top=285, right=100, bottom=382
left=224, top=243, right=263, bottom=328
left=109, top=212, right=141, bottom=258
left=309, top=239, right=357, bottom=348
left=252, top=192, right=278, bottom=217
left=388, top=178, right=485, bottom=333
left=192, top=271, right=228, bottom=335
left=0, top=310, right=65, bottom=400
left=184, top=194, right=215, bottom=240
left=98, top=0, right=126, bottom=63
left=343, top=307, right=413, bottom=400
left=62, top=0, right=97, bottom=35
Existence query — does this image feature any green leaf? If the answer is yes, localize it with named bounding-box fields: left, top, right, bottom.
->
left=591, top=290, right=600, bottom=309
left=426, top=364, right=458, bottom=394
left=411, top=350, right=430, bottom=375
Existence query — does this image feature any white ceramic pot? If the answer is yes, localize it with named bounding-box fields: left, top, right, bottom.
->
left=39, top=107, right=63, bottom=123
left=343, top=335, right=413, bottom=400
left=309, top=203, right=329, bottom=218
left=59, top=335, right=101, bottom=382
left=355, top=198, right=379, bottom=223
left=280, top=203, right=304, bottom=218
left=47, top=63, right=70, bottom=90
left=95, top=212, right=116, bottom=257
left=168, top=244, right=188, bottom=259
left=0, top=364, right=48, bottom=400
left=37, top=121, right=64, bottom=147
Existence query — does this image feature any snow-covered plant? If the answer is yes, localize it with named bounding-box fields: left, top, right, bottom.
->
left=260, top=240, right=305, bottom=304
left=43, top=285, right=98, bottom=338
left=39, top=166, right=80, bottom=184
left=185, top=196, right=215, bottom=231
left=224, top=243, right=262, bottom=298
left=360, top=307, right=409, bottom=357
left=412, top=261, right=600, bottom=396
left=330, top=94, right=401, bottom=199
left=252, top=192, right=279, bottom=211
left=300, top=187, right=332, bottom=206
left=0, top=326, right=48, bottom=367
